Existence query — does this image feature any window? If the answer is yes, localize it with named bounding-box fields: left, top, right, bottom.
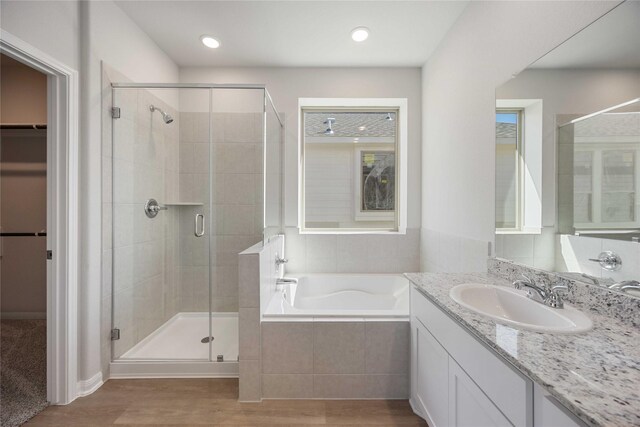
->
left=299, top=98, right=407, bottom=233
left=495, top=99, right=543, bottom=234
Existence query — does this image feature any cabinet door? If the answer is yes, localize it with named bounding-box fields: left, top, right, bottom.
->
left=534, top=384, right=587, bottom=427
left=412, top=319, right=449, bottom=427
left=449, top=358, right=513, bottom=427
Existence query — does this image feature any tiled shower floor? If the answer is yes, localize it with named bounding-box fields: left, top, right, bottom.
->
left=120, top=312, right=238, bottom=361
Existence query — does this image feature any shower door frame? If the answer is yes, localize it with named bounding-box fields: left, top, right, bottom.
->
left=108, top=83, right=283, bottom=378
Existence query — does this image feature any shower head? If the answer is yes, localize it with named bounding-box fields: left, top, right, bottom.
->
left=149, top=105, right=174, bottom=124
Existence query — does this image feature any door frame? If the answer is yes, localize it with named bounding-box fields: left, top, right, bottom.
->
left=1, top=30, right=80, bottom=404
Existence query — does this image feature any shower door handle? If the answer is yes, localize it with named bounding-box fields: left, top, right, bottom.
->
left=194, top=214, right=205, bottom=237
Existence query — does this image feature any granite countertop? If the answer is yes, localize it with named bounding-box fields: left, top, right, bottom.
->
left=405, top=271, right=640, bottom=427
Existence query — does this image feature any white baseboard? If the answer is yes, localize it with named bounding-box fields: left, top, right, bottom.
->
left=1, top=311, right=46, bottom=319
left=76, top=371, right=103, bottom=397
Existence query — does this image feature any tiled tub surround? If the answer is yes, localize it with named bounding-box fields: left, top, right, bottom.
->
left=261, top=274, right=409, bottom=399
left=261, top=320, right=409, bottom=399
left=261, top=274, right=410, bottom=399
left=238, top=236, right=410, bottom=400
left=263, top=274, right=409, bottom=317
left=238, top=236, right=284, bottom=402
left=405, top=266, right=640, bottom=426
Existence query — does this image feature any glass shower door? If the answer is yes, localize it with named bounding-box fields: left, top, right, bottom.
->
left=111, top=87, right=213, bottom=361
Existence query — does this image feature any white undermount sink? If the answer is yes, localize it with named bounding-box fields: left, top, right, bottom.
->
left=449, top=283, right=593, bottom=334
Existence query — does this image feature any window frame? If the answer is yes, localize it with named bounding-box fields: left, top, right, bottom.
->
left=298, top=98, right=408, bottom=234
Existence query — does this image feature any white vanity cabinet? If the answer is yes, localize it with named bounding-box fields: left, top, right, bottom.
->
left=410, top=285, right=588, bottom=427
left=412, top=322, right=449, bottom=426
left=411, top=308, right=511, bottom=427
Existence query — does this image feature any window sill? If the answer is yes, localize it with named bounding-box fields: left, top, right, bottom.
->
left=495, top=228, right=542, bottom=235
left=299, top=228, right=406, bottom=236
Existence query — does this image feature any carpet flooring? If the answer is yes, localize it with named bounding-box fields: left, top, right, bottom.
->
left=1, top=320, right=48, bottom=427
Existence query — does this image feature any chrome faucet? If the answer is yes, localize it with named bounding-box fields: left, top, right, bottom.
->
left=275, top=254, right=288, bottom=274
left=276, top=277, right=297, bottom=290
left=513, top=275, right=567, bottom=309
left=608, top=280, right=640, bottom=293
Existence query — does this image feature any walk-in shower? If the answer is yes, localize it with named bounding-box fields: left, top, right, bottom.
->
left=107, top=83, right=283, bottom=377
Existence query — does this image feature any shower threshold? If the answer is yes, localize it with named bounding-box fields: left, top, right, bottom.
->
left=110, top=312, right=238, bottom=379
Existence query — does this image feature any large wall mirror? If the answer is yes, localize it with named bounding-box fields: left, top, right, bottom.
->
left=494, top=1, right=640, bottom=295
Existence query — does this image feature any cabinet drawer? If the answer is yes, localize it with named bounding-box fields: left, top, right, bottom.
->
left=411, top=286, right=532, bottom=427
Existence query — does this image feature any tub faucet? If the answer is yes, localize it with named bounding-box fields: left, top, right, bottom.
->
left=513, top=275, right=567, bottom=309
left=275, top=277, right=297, bottom=291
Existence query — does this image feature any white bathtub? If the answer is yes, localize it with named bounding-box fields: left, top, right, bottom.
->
left=263, top=274, right=409, bottom=318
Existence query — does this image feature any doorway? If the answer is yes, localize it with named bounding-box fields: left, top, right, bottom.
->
left=0, top=52, right=49, bottom=426
left=1, top=28, right=80, bottom=409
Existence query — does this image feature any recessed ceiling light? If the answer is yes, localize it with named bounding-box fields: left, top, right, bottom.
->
left=200, top=35, right=221, bottom=49
left=358, top=126, right=366, bottom=131
left=351, top=27, right=369, bottom=42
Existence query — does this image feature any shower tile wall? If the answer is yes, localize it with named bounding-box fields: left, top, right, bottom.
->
left=178, top=112, right=264, bottom=313
left=109, top=88, right=181, bottom=358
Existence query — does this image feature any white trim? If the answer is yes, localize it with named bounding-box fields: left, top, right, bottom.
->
left=109, top=361, right=239, bottom=379
left=1, top=30, right=80, bottom=405
left=76, top=372, right=104, bottom=397
left=0, top=312, right=47, bottom=320
left=298, top=98, right=408, bottom=234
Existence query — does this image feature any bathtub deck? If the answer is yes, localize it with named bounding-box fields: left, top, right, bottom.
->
left=25, top=379, right=428, bottom=426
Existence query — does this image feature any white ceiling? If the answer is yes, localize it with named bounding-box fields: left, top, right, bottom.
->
left=115, top=1, right=468, bottom=67
left=531, top=1, right=640, bottom=69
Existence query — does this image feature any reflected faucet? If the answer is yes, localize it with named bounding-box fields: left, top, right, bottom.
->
left=609, top=280, right=640, bottom=293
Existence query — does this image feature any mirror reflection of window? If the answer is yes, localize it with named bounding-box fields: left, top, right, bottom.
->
left=495, top=111, right=522, bottom=230
left=573, top=151, right=593, bottom=223
left=601, top=150, right=635, bottom=223
left=571, top=108, right=640, bottom=229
